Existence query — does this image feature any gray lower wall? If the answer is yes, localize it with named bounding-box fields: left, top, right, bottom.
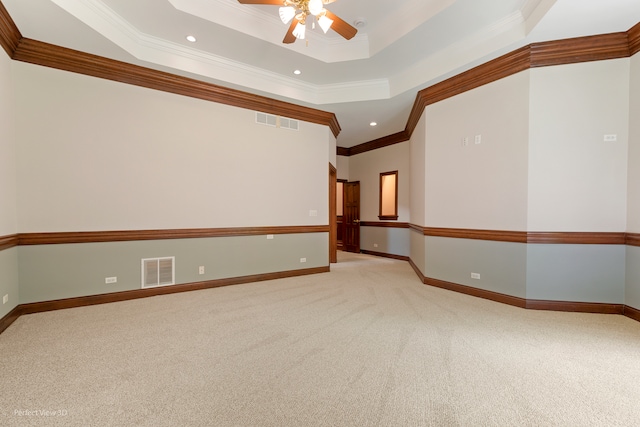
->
left=409, top=234, right=629, bottom=304
left=424, top=236, right=527, bottom=299
left=410, top=229, right=426, bottom=274
left=360, top=226, right=410, bottom=257
left=626, top=246, right=640, bottom=310
left=526, top=244, right=625, bottom=303
left=0, top=248, right=19, bottom=317
left=18, top=233, right=328, bottom=304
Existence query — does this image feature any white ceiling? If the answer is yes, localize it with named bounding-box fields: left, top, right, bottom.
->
left=4, top=0, right=640, bottom=147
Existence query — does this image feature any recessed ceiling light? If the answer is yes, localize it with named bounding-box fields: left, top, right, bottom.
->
left=293, top=70, right=302, bottom=75
left=370, top=121, right=377, bottom=126
left=186, top=35, right=197, bottom=42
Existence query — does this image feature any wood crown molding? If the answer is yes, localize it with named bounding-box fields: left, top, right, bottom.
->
left=409, top=226, right=632, bottom=245
left=630, top=22, right=640, bottom=56
left=340, top=130, right=411, bottom=157
left=7, top=37, right=340, bottom=137
left=339, top=24, right=640, bottom=155
left=0, top=234, right=18, bottom=251
left=0, top=0, right=20, bottom=57
left=529, top=32, right=630, bottom=67
left=16, top=226, right=329, bottom=246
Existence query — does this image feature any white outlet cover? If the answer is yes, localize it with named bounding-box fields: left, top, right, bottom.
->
left=474, top=135, right=482, bottom=144
left=300, top=258, right=307, bottom=263
left=267, top=234, right=274, bottom=240
left=105, top=277, right=117, bottom=284
left=2, top=294, right=8, bottom=304
left=471, top=273, right=481, bottom=279
left=199, top=266, right=205, bottom=274
left=604, top=134, right=617, bottom=142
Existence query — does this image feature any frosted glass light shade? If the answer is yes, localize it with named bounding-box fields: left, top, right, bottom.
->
left=279, top=6, right=296, bottom=24
left=318, top=14, right=333, bottom=33
left=308, top=0, right=324, bottom=16
left=293, top=21, right=306, bottom=39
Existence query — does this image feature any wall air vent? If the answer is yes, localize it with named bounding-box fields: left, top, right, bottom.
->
left=256, top=112, right=277, bottom=127
left=141, top=257, right=175, bottom=289
left=279, top=117, right=299, bottom=131
left=255, top=112, right=298, bottom=131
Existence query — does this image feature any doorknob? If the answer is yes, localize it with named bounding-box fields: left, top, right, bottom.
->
left=354, top=219, right=360, bottom=223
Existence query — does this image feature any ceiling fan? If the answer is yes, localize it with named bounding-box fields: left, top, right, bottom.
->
left=237, top=0, right=358, bottom=44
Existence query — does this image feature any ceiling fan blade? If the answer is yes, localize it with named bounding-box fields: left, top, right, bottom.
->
left=237, top=0, right=283, bottom=5
left=283, top=20, right=297, bottom=44
left=324, top=10, right=357, bottom=40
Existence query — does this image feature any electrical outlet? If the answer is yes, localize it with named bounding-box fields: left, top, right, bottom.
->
left=267, top=234, right=274, bottom=240
left=474, top=134, right=482, bottom=144
left=309, top=210, right=318, bottom=217
left=462, top=137, right=469, bottom=147
left=105, top=277, right=117, bottom=284
left=300, top=258, right=307, bottom=263
left=2, top=294, right=8, bottom=304
left=471, top=273, right=481, bottom=280
left=374, top=243, right=378, bottom=248
left=604, top=134, right=617, bottom=142
left=199, top=266, right=205, bottom=275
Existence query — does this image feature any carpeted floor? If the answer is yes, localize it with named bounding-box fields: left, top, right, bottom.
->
left=1, top=251, right=639, bottom=426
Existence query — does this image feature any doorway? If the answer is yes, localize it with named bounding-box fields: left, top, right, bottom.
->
left=342, top=181, right=360, bottom=253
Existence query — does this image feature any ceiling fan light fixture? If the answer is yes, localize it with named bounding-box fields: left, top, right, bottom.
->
left=293, top=21, right=306, bottom=39
left=308, top=0, right=324, bottom=16
left=279, top=6, right=296, bottom=24
left=318, top=14, right=333, bottom=33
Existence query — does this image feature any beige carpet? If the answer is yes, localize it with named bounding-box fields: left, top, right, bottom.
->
left=1, top=251, right=639, bottom=426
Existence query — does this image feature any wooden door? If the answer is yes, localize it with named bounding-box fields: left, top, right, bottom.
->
left=343, top=181, right=360, bottom=253
left=329, top=164, right=337, bottom=263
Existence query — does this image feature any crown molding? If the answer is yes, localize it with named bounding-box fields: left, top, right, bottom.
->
left=11, top=38, right=340, bottom=137
left=343, top=130, right=410, bottom=157
left=629, top=22, right=640, bottom=56
left=338, top=23, right=640, bottom=154
left=530, top=32, right=630, bottom=67
left=0, top=0, right=20, bottom=57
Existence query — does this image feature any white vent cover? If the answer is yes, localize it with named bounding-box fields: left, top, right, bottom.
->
left=255, top=112, right=298, bottom=131
left=279, top=117, right=299, bottom=131
left=256, top=112, right=277, bottom=127
left=141, top=257, right=175, bottom=289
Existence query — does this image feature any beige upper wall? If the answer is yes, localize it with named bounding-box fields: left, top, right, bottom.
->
left=348, top=141, right=410, bottom=222
left=14, top=62, right=330, bottom=232
left=336, top=155, right=349, bottom=181
left=410, top=113, right=426, bottom=227
left=528, top=59, right=630, bottom=232
left=424, top=71, right=530, bottom=230
left=0, top=53, right=17, bottom=236
left=628, top=53, right=640, bottom=233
